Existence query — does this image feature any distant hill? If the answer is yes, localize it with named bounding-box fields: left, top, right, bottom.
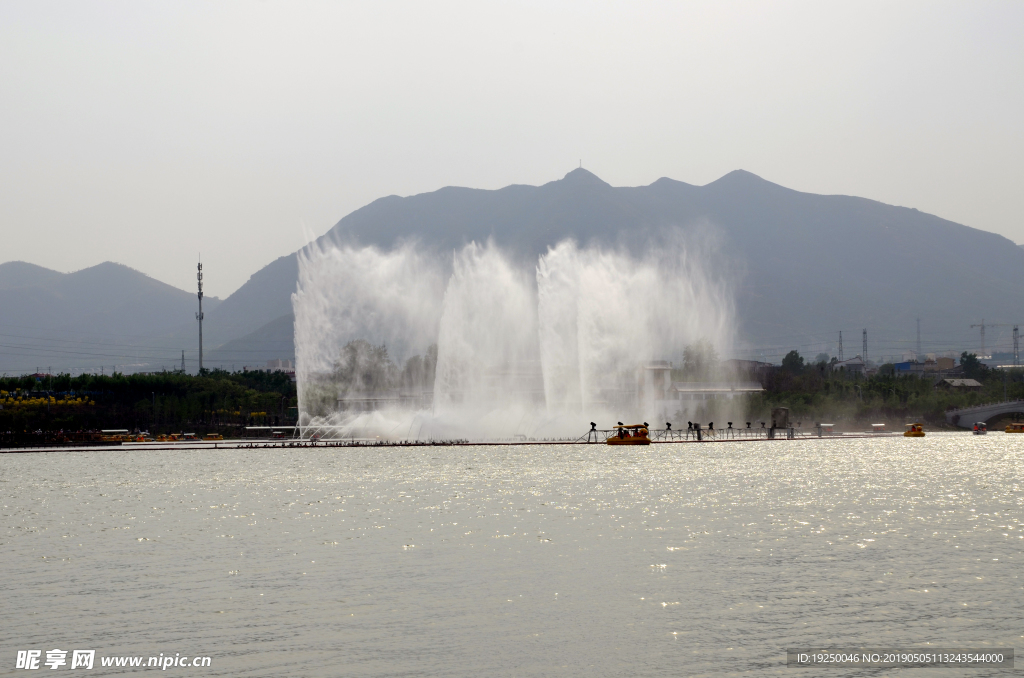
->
left=0, top=261, right=66, bottom=290
left=7, top=169, right=1022, bottom=373
left=204, top=313, right=295, bottom=369
left=0, top=262, right=220, bottom=374
left=201, top=254, right=298, bottom=349
left=208, top=168, right=1024, bottom=362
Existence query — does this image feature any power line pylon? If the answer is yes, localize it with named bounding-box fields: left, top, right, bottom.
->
left=970, top=321, right=1016, bottom=360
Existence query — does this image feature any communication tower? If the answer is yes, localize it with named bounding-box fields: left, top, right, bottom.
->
left=916, top=318, right=921, bottom=357
left=196, top=260, right=204, bottom=373
left=862, top=329, right=867, bottom=362
left=838, top=331, right=843, bottom=362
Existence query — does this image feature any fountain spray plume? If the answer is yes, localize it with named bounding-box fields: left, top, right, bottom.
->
left=292, top=238, right=446, bottom=437
left=537, top=232, right=735, bottom=428
left=293, top=226, right=738, bottom=441
left=431, top=241, right=544, bottom=439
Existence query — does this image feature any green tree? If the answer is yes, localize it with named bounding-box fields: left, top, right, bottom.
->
left=781, top=350, right=805, bottom=374
left=960, top=352, right=988, bottom=380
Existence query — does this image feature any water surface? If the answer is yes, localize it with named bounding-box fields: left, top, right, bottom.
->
left=2, top=434, right=1021, bottom=676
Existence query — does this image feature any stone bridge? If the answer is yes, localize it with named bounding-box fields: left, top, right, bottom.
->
left=945, top=400, right=1024, bottom=428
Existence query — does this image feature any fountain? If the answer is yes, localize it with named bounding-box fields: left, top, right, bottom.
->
left=293, top=233, right=735, bottom=441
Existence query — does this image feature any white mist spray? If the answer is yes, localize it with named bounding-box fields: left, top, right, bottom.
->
left=292, top=239, right=445, bottom=427
left=434, top=242, right=540, bottom=415
left=536, top=237, right=734, bottom=422
left=293, top=231, right=736, bottom=440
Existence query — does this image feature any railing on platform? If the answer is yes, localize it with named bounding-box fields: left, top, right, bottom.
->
left=576, top=423, right=812, bottom=443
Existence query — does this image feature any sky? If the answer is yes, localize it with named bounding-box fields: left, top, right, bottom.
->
left=2, top=1, right=1022, bottom=299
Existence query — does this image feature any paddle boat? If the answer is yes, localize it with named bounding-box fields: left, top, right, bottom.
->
left=607, top=423, right=651, bottom=445
left=904, top=423, right=925, bottom=437
left=1005, top=422, right=1024, bottom=433
left=972, top=422, right=987, bottom=435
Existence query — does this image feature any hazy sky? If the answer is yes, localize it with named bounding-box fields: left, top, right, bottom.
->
left=2, top=1, right=1022, bottom=298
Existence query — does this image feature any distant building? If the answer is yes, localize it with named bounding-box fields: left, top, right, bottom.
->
left=638, top=361, right=673, bottom=408
left=631, top=357, right=764, bottom=420
left=266, top=359, right=293, bottom=372
left=894, top=356, right=959, bottom=378
left=667, top=381, right=765, bottom=401
left=721, top=359, right=773, bottom=378
left=640, top=379, right=763, bottom=424
left=829, top=356, right=866, bottom=376
left=337, top=390, right=434, bottom=412
left=246, top=359, right=296, bottom=381
left=935, top=378, right=982, bottom=391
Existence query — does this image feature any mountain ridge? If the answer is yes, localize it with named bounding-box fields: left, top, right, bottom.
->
left=4, top=168, right=1021, bottom=371
left=203, top=167, right=1024, bottom=364
left=0, top=261, right=222, bottom=374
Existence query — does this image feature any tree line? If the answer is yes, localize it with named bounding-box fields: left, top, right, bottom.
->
left=749, top=350, right=1021, bottom=428
left=1, top=369, right=297, bottom=444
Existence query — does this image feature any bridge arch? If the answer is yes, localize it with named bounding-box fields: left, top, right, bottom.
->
left=946, top=400, right=1024, bottom=428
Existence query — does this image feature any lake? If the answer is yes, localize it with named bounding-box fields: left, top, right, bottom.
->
left=2, top=434, right=1020, bottom=676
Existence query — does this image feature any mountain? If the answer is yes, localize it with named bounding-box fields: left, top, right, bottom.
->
left=0, top=262, right=220, bottom=374
left=7, top=169, right=1022, bottom=373
left=209, top=168, right=1024, bottom=361
left=204, top=313, right=295, bottom=369
left=0, top=261, right=66, bottom=290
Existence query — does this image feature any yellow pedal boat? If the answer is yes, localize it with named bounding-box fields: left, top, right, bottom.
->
left=904, top=423, right=925, bottom=437
left=607, top=424, right=651, bottom=445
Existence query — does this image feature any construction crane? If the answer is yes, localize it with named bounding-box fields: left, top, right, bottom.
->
left=970, top=320, right=1018, bottom=360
